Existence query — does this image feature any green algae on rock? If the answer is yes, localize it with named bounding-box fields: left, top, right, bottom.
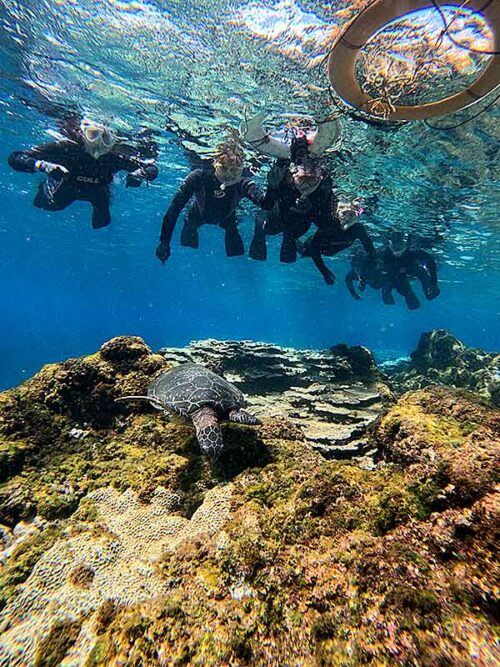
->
left=0, top=337, right=498, bottom=666
left=388, top=329, right=500, bottom=406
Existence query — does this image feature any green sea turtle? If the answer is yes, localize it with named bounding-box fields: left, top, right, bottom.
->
left=117, top=363, right=261, bottom=458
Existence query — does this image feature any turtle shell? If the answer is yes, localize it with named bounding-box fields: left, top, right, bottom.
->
left=148, top=363, right=246, bottom=419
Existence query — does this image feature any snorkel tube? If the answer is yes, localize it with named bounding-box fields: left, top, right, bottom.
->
left=240, top=111, right=342, bottom=160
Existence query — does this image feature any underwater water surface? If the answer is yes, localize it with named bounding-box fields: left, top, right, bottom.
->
left=0, top=0, right=499, bottom=390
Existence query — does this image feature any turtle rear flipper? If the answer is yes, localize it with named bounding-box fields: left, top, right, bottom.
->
left=192, top=407, right=223, bottom=458
left=228, top=408, right=262, bottom=425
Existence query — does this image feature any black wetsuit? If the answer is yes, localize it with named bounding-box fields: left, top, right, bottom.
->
left=249, top=166, right=334, bottom=263
left=381, top=247, right=440, bottom=310
left=300, top=221, right=375, bottom=283
left=159, top=167, right=267, bottom=256
left=8, top=139, right=158, bottom=228
left=345, top=252, right=386, bottom=300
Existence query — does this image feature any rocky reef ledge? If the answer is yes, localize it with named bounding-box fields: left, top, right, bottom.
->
left=160, top=339, right=390, bottom=460
left=386, top=329, right=499, bottom=406
left=0, top=334, right=498, bottom=666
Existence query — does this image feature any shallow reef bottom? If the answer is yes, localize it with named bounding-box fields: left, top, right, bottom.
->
left=0, top=333, right=498, bottom=666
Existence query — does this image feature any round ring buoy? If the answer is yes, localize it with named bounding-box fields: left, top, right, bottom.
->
left=327, top=0, right=500, bottom=120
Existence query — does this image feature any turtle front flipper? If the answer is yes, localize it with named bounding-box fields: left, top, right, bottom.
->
left=191, top=407, right=224, bottom=458
left=228, top=408, right=262, bottom=425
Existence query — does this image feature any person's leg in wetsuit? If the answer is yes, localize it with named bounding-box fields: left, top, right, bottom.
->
left=409, top=262, right=441, bottom=300
left=280, top=218, right=311, bottom=264
left=249, top=210, right=268, bottom=261
left=382, top=282, right=396, bottom=305
left=180, top=208, right=200, bottom=249
left=249, top=206, right=283, bottom=261
left=395, top=275, right=421, bottom=310
left=223, top=216, right=244, bottom=257
left=305, top=230, right=337, bottom=284
left=89, top=186, right=112, bottom=229
left=33, top=179, right=76, bottom=212
left=280, top=232, right=298, bottom=263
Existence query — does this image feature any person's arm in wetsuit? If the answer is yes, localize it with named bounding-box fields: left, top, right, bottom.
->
left=241, top=177, right=268, bottom=208
left=307, top=175, right=337, bottom=284
left=111, top=146, right=158, bottom=187
left=156, top=170, right=199, bottom=263
left=345, top=269, right=362, bottom=300
left=259, top=159, right=290, bottom=210
left=317, top=173, right=335, bottom=229
left=352, top=223, right=375, bottom=257
left=8, top=140, right=72, bottom=179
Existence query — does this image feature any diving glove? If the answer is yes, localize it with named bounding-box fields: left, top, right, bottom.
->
left=126, top=167, right=146, bottom=188
left=267, top=160, right=288, bottom=189
left=155, top=241, right=171, bottom=264
left=322, top=268, right=336, bottom=285
left=35, top=160, right=69, bottom=180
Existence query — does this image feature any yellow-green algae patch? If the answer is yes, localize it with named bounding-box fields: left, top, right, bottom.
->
left=0, top=524, right=62, bottom=607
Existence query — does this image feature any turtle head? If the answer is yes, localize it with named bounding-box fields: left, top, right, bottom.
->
left=191, top=407, right=224, bottom=459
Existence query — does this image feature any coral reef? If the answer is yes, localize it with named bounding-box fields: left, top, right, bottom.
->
left=0, top=336, right=498, bottom=666
left=160, top=339, right=383, bottom=388
left=161, top=339, right=390, bottom=457
left=387, top=329, right=500, bottom=405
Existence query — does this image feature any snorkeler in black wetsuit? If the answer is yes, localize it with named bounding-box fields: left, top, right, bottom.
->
left=8, top=118, right=158, bottom=229
left=297, top=199, right=375, bottom=285
left=249, top=155, right=334, bottom=264
left=345, top=250, right=387, bottom=300
left=380, top=232, right=441, bottom=310
left=156, top=142, right=268, bottom=262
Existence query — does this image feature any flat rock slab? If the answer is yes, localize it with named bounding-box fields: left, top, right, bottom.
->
left=161, top=340, right=389, bottom=458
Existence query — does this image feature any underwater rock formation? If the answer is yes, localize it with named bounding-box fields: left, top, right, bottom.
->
left=387, top=329, right=500, bottom=405
left=160, top=339, right=383, bottom=388
left=0, top=337, right=498, bottom=666
left=161, top=339, right=389, bottom=458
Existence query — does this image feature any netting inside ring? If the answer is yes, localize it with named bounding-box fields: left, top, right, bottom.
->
left=354, top=6, right=493, bottom=115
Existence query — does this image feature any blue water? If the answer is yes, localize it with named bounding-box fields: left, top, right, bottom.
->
left=0, top=1, right=499, bottom=390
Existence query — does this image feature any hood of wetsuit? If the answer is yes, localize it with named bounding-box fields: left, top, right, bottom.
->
left=389, top=231, right=409, bottom=257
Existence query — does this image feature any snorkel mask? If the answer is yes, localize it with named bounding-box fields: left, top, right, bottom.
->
left=291, top=162, right=323, bottom=196
left=337, top=200, right=363, bottom=230
left=80, top=119, right=116, bottom=159
left=214, top=156, right=244, bottom=190
left=215, top=164, right=244, bottom=188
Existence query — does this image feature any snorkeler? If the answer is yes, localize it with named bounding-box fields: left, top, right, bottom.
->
left=296, top=199, right=375, bottom=285
left=380, top=231, right=441, bottom=310
left=345, top=249, right=386, bottom=300
left=8, top=118, right=158, bottom=229
left=249, top=134, right=334, bottom=264
left=155, top=142, right=267, bottom=263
